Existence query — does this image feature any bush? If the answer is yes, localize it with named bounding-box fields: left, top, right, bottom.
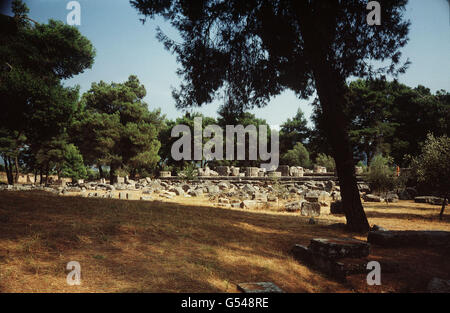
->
left=367, top=154, right=398, bottom=195
left=315, top=153, right=336, bottom=172
left=60, top=144, right=87, bottom=180
left=281, top=142, right=311, bottom=168
left=410, top=134, right=450, bottom=219
left=114, top=168, right=129, bottom=177
left=86, top=168, right=99, bottom=181
left=176, top=163, right=198, bottom=181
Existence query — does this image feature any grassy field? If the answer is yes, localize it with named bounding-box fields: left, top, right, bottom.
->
left=0, top=190, right=449, bottom=293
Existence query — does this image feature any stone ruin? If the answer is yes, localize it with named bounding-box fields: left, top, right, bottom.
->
left=159, top=165, right=329, bottom=178
left=314, top=165, right=327, bottom=174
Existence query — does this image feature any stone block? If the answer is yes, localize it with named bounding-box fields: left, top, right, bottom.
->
left=230, top=167, right=240, bottom=176
left=237, top=282, right=284, bottom=293
left=216, top=166, right=230, bottom=176
left=368, top=230, right=450, bottom=248
left=301, top=202, right=321, bottom=217
left=159, top=171, right=171, bottom=178
left=414, top=196, right=446, bottom=205
left=285, top=201, right=304, bottom=212
left=363, top=194, right=382, bottom=202
left=427, top=278, right=450, bottom=293
left=308, top=238, right=370, bottom=259
left=119, top=192, right=127, bottom=200
left=253, top=192, right=268, bottom=202
left=277, top=165, right=290, bottom=177
left=267, top=171, right=281, bottom=178
left=241, top=200, right=258, bottom=209
left=245, top=167, right=259, bottom=177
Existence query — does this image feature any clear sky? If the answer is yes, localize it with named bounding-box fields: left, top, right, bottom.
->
left=5, top=0, right=450, bottom=128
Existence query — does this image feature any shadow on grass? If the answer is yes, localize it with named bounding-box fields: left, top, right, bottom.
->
left=0, top=190, right=448, bottom=292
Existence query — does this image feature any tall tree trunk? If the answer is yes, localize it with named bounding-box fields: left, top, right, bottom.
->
left=313, top=70, right=370, bottom=232
left=440, top=195, right=447, bottom=221
left=14, top=156, right=19, bottom=184
left=110, top=163, right=117, bottom=184
left=98, top=165, right=104, bottom=179
left=296, top=2, right=370, bottom=232
left=45, top=165, right=49, bottom=186
left=4, top=156, right=14, bottom=185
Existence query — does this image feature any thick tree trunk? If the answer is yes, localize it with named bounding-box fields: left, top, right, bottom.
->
left=4, top=156, right=14, bottom=185
left=295, top=2, right=370, bottom=232
left=45, top=165, right=49, bottom=186
left=440, top=195, right=447, bottom=221
left=110, top=163, right=117, bottom=184
left=98, top=165, right=104, bottom=179
left=14, top=156, right=19, bottom=183
left=314, top=74, right=370, bottom=232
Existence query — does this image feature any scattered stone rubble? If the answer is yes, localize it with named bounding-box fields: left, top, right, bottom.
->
left=1, top=166, right=445, bottom=217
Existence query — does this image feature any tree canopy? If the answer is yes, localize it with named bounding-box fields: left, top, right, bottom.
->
left=72, top=75, right=164, bottom=181
left=131, top=0, right=411, bottom=231
left=0, top=0, right=95, bottom=184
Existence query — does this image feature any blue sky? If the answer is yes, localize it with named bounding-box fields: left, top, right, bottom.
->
left=5, top=0, right=450, bottom=128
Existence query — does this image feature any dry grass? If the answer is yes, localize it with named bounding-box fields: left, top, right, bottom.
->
left=0, top=190, right=449, bottom=293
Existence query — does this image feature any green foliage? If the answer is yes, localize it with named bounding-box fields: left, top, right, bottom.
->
left=0, top=0, right=95, bottom=184
left=309, top=80, right=449, bottom=165
left=279, top=109, right=310, bottom=153
left=132, top=1, right=410, bottom=110
left=73, top=75, right=163, bottom=179
left=176, top=163, right=198, bottom=181
left=410, top=134, right=450, bottom=198
left=367, top=155, right=397, bottom=194
left=86, top=168, right=100, bottom=181
left=60, top=144, right=87, bottom=180
left=114, top=168, right=129, bottom=178
left=315, top=153, right=336, bottom=172
left=281, top=143, right=311, bottom=168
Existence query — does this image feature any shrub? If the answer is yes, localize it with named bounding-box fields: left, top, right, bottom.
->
left=176, top=163, right=198, bottom=181
left=315, top=153, right=336, bottom=172
left=281, top=142, right=311, bottom=168
left=367, top=154, right=398, bottom=195
left=410, top=134, right=450, bottom=219
left=60, top=144, right=87, bottom=180
left=114, top=168, right=129, bottom=178
left=86, top=168, right=99, bottom=181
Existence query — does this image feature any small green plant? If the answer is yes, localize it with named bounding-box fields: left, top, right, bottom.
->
left=176, top=163, right=198, bottom=181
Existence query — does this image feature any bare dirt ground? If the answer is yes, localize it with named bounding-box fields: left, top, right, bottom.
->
left=0, top=190, right=448, bottom=293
